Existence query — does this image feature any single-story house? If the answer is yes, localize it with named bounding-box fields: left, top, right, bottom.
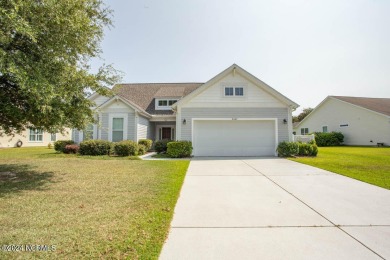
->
left=73, top=64, right=299, bottom=156
left=0, top=129, right=71, bottom=148
left=293, top=96, right=390, bottom=146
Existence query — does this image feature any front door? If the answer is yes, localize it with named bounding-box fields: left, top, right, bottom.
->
left=161, top=127, right=172, bottom=140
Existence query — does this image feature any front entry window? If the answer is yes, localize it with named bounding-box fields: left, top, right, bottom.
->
left=112, top=118, right=124, bottom=142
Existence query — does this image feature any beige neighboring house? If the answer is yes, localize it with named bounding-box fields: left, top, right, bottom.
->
left=0, top=129, right=71, bottom=148
left=293, top=96, right=390, bottom=146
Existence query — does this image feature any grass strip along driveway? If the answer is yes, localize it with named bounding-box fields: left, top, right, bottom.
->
left=291, top=147, right=390, bottom=190
left=0, top=147, right=189, bottom=259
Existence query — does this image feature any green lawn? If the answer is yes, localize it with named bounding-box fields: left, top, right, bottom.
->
left=0, top=147, right=189, bottom=259
left=290, top=146, right=390, bottom=190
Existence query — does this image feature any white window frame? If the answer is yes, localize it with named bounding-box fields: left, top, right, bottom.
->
left=83, top=124, right=94, bottom=141
left=155, top=99, right=178, bottom=110
left=322, top=125, right=328, bottom=133
left=108, top=113, right=128, bottom=142
left=301, top=128, right=309, bottom=135
left=223, top=86, right=246, bottom=97
left=50, top=133, right=57, bottom=142
left=29, top=128, right=44, bottom=142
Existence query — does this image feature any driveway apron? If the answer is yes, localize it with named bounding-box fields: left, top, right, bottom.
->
left=160, top=158, right=390, bottom=260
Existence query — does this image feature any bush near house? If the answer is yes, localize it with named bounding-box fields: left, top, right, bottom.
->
left=154, top=139, right=171, bottom=154
left=54, top=140, right=75, bottom=153
left=167, top=141, right=193, bottom=158
left=277, top=141, right=299, bottom=157
left=79, top=140, right=112, bottom=156
left=314, top=132, right=344, bottom=146
left=277, top=141, right=318, bottom=157
left=64, top=144, right=80, bottom=154
left=138, top=144, right=147, bottom=155
left=297, top=141, right=318, bottom=156
left=112, top=140, right=138, bottom=156
left=138, top=139, right=153, bottom=151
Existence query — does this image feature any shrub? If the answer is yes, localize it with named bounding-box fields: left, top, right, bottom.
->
left=138, top=144, right=147, bottom=156
left=64, top=144, right=80, bottom=154
left=47, top=143, right=52, bottom=149
left=79, top=140, right=112, bottom=156
left=154, top=139, right=171, bottom=154
left=167, top=141, right=193, bottom=158
left=311, top=143, right=318, bottom=156
left=277, top=141, right=299, bottom=157
left=113, top=140, right=138, bottom=156
left=54, top=140, right=75, bottom=153
left=314, top=132, right=344, bottom=146
left=297, top=142, right=318, bottom=156
left=138, top=139, right=153, bottom=151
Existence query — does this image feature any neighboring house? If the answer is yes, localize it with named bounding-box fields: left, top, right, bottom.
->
left=0, top=129, right=71, bottom=148
left=293, top=96, right=390, bottom=146
left=73, top=64, right=299, bottom=156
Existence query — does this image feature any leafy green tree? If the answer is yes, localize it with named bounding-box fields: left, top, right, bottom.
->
left=0, top=0, right=120, bottom=135
left=293, top=107, right=313, bottom=123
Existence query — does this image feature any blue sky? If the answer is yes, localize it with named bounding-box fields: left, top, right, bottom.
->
left=92, top=0, right=390, bottom=114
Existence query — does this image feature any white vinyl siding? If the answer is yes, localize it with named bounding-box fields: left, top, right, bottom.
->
left=185, top=73, right=285, bottom=108
left=101, top=113, right=109, bottom=140
left=137, top=116, right=151, bottom=140
left=293, top=98, right=390, bottom=146
left=91, top=95, right=110, bottom=107
left=99, top=99, right=136, bottom=141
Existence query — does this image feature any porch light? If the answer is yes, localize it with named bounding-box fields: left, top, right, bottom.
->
left=283, top=119, right=287, bottom=124
left=182, top=119, right=186, bottom=125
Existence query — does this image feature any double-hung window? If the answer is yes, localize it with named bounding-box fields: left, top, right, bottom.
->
left=29, top=128, right=43, bottom=142
left=158, top=100, right=168, bottom=106
left=235, top=87, right=244, bottom=96
left=225, top=87, right=234, bottom=96
left=322, top=126, right=328, bottom=133
left=112, top=118, right=124, bottom=142
left=84, top=124, right=94, bottom=141
left=300, top=128, right=309, bottom=135
left=50, top=133, right=57, bottom=142
left=156, top=99, right=178, bottom=110
left=224, top=87, right=244, bottom=97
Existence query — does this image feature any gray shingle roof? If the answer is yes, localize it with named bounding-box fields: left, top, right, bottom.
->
left=112, top=83, right=203, bottom=115
left=331, top=96, right=390, bottom=117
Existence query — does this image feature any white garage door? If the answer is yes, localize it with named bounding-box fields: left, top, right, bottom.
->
left=193, top=120, right=276, bottom=156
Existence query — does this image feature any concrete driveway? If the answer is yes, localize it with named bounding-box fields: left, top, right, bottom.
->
left=160, top=158, right=390, bottom=260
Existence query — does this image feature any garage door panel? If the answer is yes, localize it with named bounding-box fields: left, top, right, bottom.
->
left=193, top=120, right=275, bottom=156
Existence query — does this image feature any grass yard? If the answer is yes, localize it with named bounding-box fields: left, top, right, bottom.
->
left=290, top=146, right=390, bottom=190
left=0, top=147, right=189, bottom=259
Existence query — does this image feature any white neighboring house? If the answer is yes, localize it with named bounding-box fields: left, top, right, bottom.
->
left=73, top=64, right=299, bottom=156
left=0, top=129, right=71, bottom=148
left=293, top=96, right=390, bottom=146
